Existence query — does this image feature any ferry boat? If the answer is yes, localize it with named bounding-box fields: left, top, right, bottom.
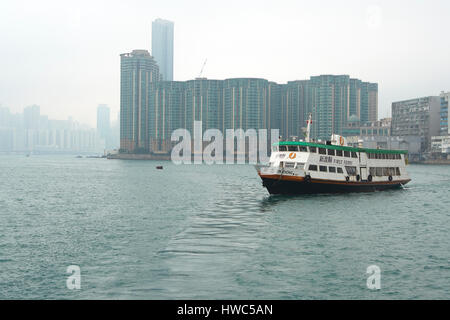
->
left=257, top=115, right=411, bottom=194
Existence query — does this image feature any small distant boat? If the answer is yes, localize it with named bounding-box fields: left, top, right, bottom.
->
left=156, top=166, right=163, bottom=170
left=75, top=155, right=83, bottom=158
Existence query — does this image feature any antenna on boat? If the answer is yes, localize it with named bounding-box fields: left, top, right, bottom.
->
left=305, top=113, right=312, bottom=142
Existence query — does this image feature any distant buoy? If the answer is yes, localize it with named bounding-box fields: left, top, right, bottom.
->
left=156, top=166, right=163, bottom=170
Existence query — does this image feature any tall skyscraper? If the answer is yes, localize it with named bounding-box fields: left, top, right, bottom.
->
left=152, top=18, right=174, bottom=81
left=120, top=50, right=160, bottom=152
left=97, top=104, right=110, bottom=148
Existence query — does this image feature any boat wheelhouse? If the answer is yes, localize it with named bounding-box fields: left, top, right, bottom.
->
left=256, top=115, right=411, bottom=194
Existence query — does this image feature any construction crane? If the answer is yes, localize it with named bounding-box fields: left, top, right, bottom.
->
left=197, top=59, right=207, bottom=78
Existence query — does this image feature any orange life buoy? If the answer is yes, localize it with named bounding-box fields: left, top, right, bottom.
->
left=339, top=136, right=344, bottom=146
left=289, top=152, right=296, bottom=159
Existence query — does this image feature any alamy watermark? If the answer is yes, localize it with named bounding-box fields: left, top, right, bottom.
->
left=171, top=121, right=279, bottom=164
left=366, top=265, right=381, bottom=290
left=66, top=265, right=81, bottom=290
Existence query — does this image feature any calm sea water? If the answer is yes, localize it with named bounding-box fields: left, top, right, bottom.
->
left=0, top=155, right=449, bottom=299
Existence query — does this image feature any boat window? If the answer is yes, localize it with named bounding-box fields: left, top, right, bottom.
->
left=318, top=148, right=327, bottom=155
left=299, top=146, right=308, bottom=152
left=308, top=164, right=318, bottom=171
left=329, top=166, right=336, bottom=173
left=337, top=167, right=343, bottom=174
left=345, top=166, right=357, bottom=176
left=397, top=154, right=402, bottom=160
left=285, top=162, right=296, bottom=168
left=309, top=147, right=317, bottom=153
left=344, top=151, right=350, bottom=157
left=319, top=166, right=327, bottom=172
left=279, top=146, right=287, bottom=152
left=336, top=150, right=343, bottom=157
left=375, top=167, right=383, bottom=176
left=369, top=168, right=376, bottom=176
left=389, top=167, right=396, bottom=176
left=288, top=146, right=298, bottom=151
left=395, top=167, right=401, bottom=176
left=327, top=149, right=335, bottom=156
left=383, top=167, right=390, bottom=176
left=351, top=152, right=358, bottom=158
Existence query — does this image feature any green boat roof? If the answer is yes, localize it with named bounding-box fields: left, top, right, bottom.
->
left=274, top=141, right=408, bottom=154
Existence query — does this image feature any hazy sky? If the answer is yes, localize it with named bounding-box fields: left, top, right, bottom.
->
left=1, top=0, right=449, bottom=126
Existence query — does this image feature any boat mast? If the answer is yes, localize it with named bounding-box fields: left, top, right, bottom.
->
left=305, top=113, right=312, bottom=142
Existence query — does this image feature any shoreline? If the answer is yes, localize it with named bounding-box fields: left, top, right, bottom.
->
left=107, top=153, right=450, bottom=165
left=107, top=153, right=171, bottom=160
left=409, top=160, right=450, bottom=165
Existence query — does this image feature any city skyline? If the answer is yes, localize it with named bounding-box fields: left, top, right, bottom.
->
left=119, top=49, right=378, bottom=154
left=1, top=0, right=450, bottom=126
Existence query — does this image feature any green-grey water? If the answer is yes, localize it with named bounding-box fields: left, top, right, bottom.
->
left=0, top=155, right=449, bottom=299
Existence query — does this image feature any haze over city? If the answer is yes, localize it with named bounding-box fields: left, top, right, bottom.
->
left=1, top=0, right=449, bottom=126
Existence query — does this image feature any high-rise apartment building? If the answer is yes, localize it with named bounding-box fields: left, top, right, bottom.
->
left=222, top=78, right=272, bottom=132
left=280, top=80, right=307, bottom=140
left=275, top=76, right=378, bottom=141
left=151, top=18, right=174, bottom=81
left=439, top=91, right=449, bottom=135
left=391, top=96, right=441, bottom=152
left=308, top=75, right=350, bottom=140
left=120, top=50, right=160, bottom=153
left=149, top=80, right=186, bottom=152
